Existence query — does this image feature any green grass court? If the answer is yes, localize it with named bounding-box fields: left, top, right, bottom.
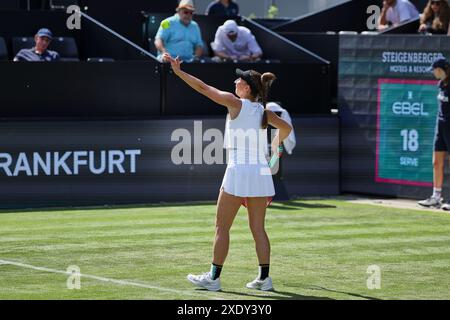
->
left=0, top=199, right=449, bottom=300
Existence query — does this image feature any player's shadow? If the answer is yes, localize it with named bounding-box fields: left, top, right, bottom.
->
left=307, top=285, right=382, bottom=300
left=269, top=201, right=337, bottom=211
left=209, top=285, right=381, bottom=300
left=214, top=289, right=334, bottom=300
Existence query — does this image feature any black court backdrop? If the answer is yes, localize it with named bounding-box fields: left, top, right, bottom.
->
left=0, top=117, right=339, bottom=209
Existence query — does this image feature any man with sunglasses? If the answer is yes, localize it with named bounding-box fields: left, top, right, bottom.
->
left=155, top=0, right=204, bottom=63
left=378, top=0, right=419, bottom=30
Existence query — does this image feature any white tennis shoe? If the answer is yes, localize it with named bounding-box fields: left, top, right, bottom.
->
left=418, top=197, right=442, bottom=208
left=187, top=272, right=221, bottom=291
left=442, top=202, right=450, bottom=211
left=246, top=277, right=274, bottom=291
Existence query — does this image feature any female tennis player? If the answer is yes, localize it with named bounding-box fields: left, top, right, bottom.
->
left=419, top=58, right=450, bottom=210
left=163, top=53, right=292, bottom=291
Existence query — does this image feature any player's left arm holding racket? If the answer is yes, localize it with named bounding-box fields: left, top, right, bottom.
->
left=266, top=110, right=292, bottom=161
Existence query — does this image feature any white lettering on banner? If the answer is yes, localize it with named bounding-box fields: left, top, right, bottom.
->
left=400, top=157, right=419, bottom=167
left=73, top=151, right=88, bottom=175
left=13, top=153, right=32, bottom=176
left=108, top=150, right=126, bottom=174
left=54, top=152, right=72, bottom=175
left=0, top=153, right=13, bottom=176
left=383, top=51, right=444, bottom=74
left=0, top=150, right=142, bottom=177
left=382, top=52, right=444, bottom=64
left=125, top=150, right=141, bottom=173
left=392, top=102, right=429, bottom=116
left=89, top=151, right=106, bottom=174
left=389, top=65, right=408, bottom=73
left=33, top=152, right=51, bottom=176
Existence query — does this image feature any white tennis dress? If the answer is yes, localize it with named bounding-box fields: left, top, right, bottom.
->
left=221, top=99, right=275, bottom=198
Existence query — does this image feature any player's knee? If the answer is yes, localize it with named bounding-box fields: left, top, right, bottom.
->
left=249, top=223, right=265, bottom=237
left=215, top=222, right=231, bottom=235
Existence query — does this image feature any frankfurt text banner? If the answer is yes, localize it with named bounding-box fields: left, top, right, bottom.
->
left=0, top=118, right=339, bottom=209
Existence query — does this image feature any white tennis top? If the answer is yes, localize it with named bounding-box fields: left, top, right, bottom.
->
left=221, top=99, right=275, bottom=197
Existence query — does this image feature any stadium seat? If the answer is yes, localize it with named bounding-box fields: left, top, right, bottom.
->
left=0, top=0, right=21, bottom=10
left=49, top=37, right=79, bottom=60
left=0, top=37, right=8, bottom=60
left=12, top=37, right=35, bottom=56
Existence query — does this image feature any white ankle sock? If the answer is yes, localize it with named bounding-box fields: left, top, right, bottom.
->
left=432, top=188, right=442, bottom=199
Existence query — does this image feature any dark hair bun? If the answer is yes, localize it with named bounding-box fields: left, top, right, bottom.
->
left=261, top=72, right=276, bottom=86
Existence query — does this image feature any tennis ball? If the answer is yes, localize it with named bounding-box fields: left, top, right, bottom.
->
left=161, top=19, right=170, bottom=29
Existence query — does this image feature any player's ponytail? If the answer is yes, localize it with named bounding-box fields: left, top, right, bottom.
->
left=260, top=72, right=277, bottom=129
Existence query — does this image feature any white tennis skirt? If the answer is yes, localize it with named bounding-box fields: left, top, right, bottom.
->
left=220, top=150, right=275, bottom=198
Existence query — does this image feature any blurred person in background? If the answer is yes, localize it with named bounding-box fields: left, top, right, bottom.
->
left=206, top=0, right=239, bottom=17
left=211, top=20, right=262, bottom=62
left=418, top=0, right=450, bottom=34
left=378, top=0, right=420, bottom=30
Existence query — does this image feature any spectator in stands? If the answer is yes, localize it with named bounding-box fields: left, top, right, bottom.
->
left=378, top=0, right=420, bottom=30
left=155, top=0, right=203, bottom=63
left=13, top=28, right=60, bottom=62
left=206, top=0, right=240, bottom=17
left=211, top=20, right=263, bottom=62
left=418, top=0, right=450, bottom=34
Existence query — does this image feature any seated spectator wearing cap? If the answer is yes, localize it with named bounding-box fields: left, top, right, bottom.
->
left=206, top=0, right=239, bottom=17
left=378, top=0, right=420, bottom=30
left=154, top=0, right=203, bottom=63
left=418, top=0, right=450, bottom=34
left=211, top=20, right=263, bottom=62
left=14, top=28, right=60, bottom=62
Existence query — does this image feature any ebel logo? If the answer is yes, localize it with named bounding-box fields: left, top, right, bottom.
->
left=392, top=102, right=429, bottom=116
left=0, top=150, right=141, bottom=177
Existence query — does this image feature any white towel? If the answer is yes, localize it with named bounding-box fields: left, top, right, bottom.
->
left=266, top=102, right=297, bottom=155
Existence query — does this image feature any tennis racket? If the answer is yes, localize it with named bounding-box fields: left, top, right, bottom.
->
left=269, top=145, right=284, bottom=168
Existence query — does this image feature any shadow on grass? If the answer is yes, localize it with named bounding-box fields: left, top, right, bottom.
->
left=0, top=201, right=217, bottom=215
left=213, top=289, right=334, bottom=300
left=308, top=285, right=382, bottom=300
left=208, top=284, right=381, bottom=300
left=270, top=201, right=337, bottom=211
left=0, top=200, right=339, bottom=215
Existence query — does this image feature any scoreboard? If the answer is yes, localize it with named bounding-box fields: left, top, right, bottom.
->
left=376, top=79, right=438, bottom=187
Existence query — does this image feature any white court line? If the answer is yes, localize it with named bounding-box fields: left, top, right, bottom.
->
left=0, top=259, right=223, bottom=300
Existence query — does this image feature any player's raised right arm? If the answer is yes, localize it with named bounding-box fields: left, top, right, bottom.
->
left=163, top=53, right=241, bottom=110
